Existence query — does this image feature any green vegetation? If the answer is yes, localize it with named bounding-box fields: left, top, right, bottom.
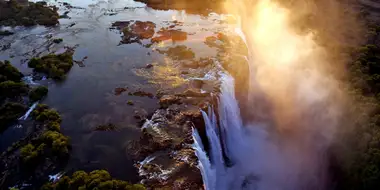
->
left=127, top=100, right=134, bottom=105
left=20, top=104, right=69, bottom=167
left=0, top=102, right=26, bottom=131
left=29, top=86, right=48, bottom=102
left=0, top=60, right=23, bottom=82
left=0, top=0, right=59, bottom=26
left=334, top=25, right=380, bottom=190
left=52, top=38, right=63, bottom=44
left=28, top=52, right=74, bottom=80
left=0, top=80, right=29, bottom=98
left=32, top=104, right=62, bottom=123
left=41, top=170, right=146, bottom=190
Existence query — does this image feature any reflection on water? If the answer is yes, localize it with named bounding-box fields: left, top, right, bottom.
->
left=0, top=0, right=229, bottom=183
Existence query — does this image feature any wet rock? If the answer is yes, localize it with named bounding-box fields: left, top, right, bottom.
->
left=159, top=95, right=182, bottom=108
left=1, top=43, right=11, bottom=51
left=145, top=63, right=153, bottom=69
left=127, top=100, right=134, bottom=106
left=73, top=56, right=88, bottom=67
left=0, top=0, right=59, bottom=26
left=67, top=22, right=76, bottom=28
left=94, top=123, right=118, bottom=131
left=112, top=21, right=156, bottom=45
left=59, top=11, right=70, bottom=19
left=128, top=90, right=154, bottom=98
left=52, top=38, right=63, bottom=44
left=151, top=28, right=187, bottom=43
left=128, top=21, right=155, bottom=39
left=134, top=109, right=148, bottom=123
left=127, top=103, right=207, bottom=189
left=111, top=21, right=132, bottom=30
left=114, top=87, right=127, bottom=96
left=135, top=0, right=224, bottom=14
left=190, top=79, right=204, bottom=89
left=179, top=89, right=209, bottom=97
left=0, top=30, right=14, bottom=36
left=157, top=45, right=195, bottom=60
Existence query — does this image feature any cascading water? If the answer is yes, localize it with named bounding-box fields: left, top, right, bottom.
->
left=192, top=0, right=349, bottom=189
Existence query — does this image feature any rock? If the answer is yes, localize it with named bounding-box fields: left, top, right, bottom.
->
left=114, top=21, right=156, bottom=44
left=180, top=89, right=209, bottom=97
left=134, top=0, right=224, bottom=14
left=145, top=63, right=153, bottom=69
left=190, top=79, right=204, bottom=89
left=159, top=95, right=182, bottom=108
left=114, top=87, right=127, bottom=95
left=157, top=45, right=195, bottom=60
left=111, top=21, right=131, bottom=30
left=0, top=30, right=14, bottom=36
left=94, top=123, right=118, bottom=131
left=52, top=38, right=63, bottom=44
left=198, top=57, right=213, bottom=67
left=129, top=90, right=154, bottom=98
left=127, top=100, right=134, bottom=105
left=151, top=29, right=187, bottom=43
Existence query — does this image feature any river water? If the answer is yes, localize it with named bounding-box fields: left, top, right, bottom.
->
left=0, top=0, right=228, bottom=182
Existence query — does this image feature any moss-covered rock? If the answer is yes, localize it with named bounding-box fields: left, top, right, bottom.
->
left=29, top=86, right=48, bottom=102
left=0, top=102, right=27, bottom=131
left=0, top=0, right=59, bottom=26
left=41, top=170, right=146, bottom=190
left=28, top=52, right=74, bottom=80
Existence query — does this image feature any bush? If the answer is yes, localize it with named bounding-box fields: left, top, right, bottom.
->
left=20, top=143, right=45, bottom=163
left=0, top=0, right=59, bottom=26
left=41, top=131, right=69, bottom=154
left=0, top=60, right=23, bottom=82
left=35, top=109, right=62, bottom=123
left=41, top=170, right=146, bottom=190
left=0, top=80, right=29, bottom=99
left=0, top=102, right=26, bottom=131
left=28, top=52, right=74, bottom=80
left=29, top=86, right=48, bottom=102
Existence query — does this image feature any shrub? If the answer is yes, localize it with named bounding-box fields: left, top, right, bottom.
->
left=29, top=86, right=48, bottom=102
left=0, top=81, right=28, bottom=98
left=28, top=52, right=74, bottom=80
left=41, top=170, right=146, bottom=190
left=0, top=102, right=27, bottom=131
left=0, top=60, right=23, bottom=82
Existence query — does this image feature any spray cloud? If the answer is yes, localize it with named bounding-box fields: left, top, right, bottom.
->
left=194, top=0, right=365, bottom=189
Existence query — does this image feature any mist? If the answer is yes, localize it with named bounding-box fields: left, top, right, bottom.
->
left=193, top=0, right=366, bottom=189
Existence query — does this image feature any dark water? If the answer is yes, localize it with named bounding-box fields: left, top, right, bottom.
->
left=0, top=0, right=227, bottom=182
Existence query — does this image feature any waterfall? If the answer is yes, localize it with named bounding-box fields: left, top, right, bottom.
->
left=19, top=102, right=39, bottom=121
left=191, top=25, right=332, bottom=190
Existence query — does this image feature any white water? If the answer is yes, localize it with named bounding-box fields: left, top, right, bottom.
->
left=192, top=24, right=337, bottom=189
left=18, top=102, right=39, bottom=121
